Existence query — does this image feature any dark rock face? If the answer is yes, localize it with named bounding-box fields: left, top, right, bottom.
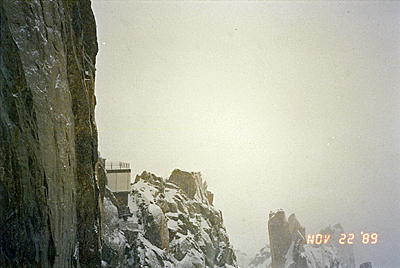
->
left=169, top=169, right=199, bottom=199
left=359, top=262, right=372, bottom=268
left=287, top=214, right=307, bottom=268
left=0, top=1, right=100, bottom=267
left=267, top=210, right=355, bottom=268
left=169, top=169, right=214, bottom=205
left=268, top=210, right=307, bottom=268
left=268, top=210, right=293, bottom=268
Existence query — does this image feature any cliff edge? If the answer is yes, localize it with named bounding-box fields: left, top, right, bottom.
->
left=0, top=1, right=100, bottom=267
left=101, top=169, right=237, bottom=268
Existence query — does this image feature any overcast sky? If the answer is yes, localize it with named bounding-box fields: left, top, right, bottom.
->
left=92, top=1, right=400, bottom=267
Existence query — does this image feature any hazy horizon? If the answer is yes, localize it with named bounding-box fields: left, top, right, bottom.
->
left=92, top=1, right=400, bottom=267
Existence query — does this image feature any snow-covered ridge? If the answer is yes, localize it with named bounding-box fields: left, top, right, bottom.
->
left=102, top=169, right=237, bottom=268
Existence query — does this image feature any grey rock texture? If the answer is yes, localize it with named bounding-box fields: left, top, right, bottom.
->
left=101, top=187, right=127, bottom=268
left=268, top=210, right=292, bottom=268
left=286, top=214, right=307, bottom=268
left=123, top=170, right=237, bottom=268
left=267, top=210, right=355, bottom=268
left=169, top=169, right=214, bottom=205
left=0, top=0, right=100, bottom=267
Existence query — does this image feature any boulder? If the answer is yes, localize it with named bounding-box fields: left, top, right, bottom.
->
left=169, top=169, right=200, bottom=199
left=146, top=204, right=170, bottom=250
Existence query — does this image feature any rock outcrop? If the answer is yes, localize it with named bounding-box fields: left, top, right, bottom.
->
left=130, top=169, right=237, bottom=268
left=268, top=210, right=293, bottom=268
left=101, top=169, right=237, bottom=268
left=359, top=262, right=372, bottom=268
left=247, top=245, right=271, bottom=268
left=268, top=210, right=307, bottom=268
left=0, top=1, right=101, bottom=266
left=169, top=169, right=215, bottom=205
left=266, top=210, right=355, bottom=268
left=311, top=224, right=355, bottom=268
left=101, top=186, right=127, bottom=268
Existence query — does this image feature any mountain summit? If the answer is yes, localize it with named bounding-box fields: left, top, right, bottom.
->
left=102, top=169, right=237, bottom=268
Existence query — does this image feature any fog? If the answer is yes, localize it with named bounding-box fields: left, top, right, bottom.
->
left=92, top=1, right=400, bottom=267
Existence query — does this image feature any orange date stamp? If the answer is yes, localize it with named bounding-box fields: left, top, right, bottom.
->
left=306, top=232, right=378, bottom=245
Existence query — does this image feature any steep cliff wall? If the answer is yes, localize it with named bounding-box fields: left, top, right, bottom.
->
left=0, top=1, right=100, bottom=267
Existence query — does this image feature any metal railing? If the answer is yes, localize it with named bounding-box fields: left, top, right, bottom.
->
left=105, top=160, right=130, bottom=170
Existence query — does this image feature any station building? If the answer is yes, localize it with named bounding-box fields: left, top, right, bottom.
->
left=105, top=160, right=133, bottom=220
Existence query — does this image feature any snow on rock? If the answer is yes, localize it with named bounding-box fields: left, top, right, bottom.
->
left=242, top=210, right=359, bottom=268
left=235, top=250, right=251, bottom=268
left=246, top=245, right=271, bottom=268
left=149, top=204, right=164, bottom=226
left=312, top=224, right=356, bottom=268
left=168, top=169, right=214, bottom=205
left=264, top=209, right=356, bottom=268
left=122, top=170, right=237, bottom=268
left=102, top=187, right=127, bottom=268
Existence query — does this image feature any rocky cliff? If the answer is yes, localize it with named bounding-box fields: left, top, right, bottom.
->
left=266, top=209, right=355, bottom=268
left=101, top=169, right=237, bottom=268
left=0, top=1, right=101, bottom=267
left=244, top=210, right=356, bottom=268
